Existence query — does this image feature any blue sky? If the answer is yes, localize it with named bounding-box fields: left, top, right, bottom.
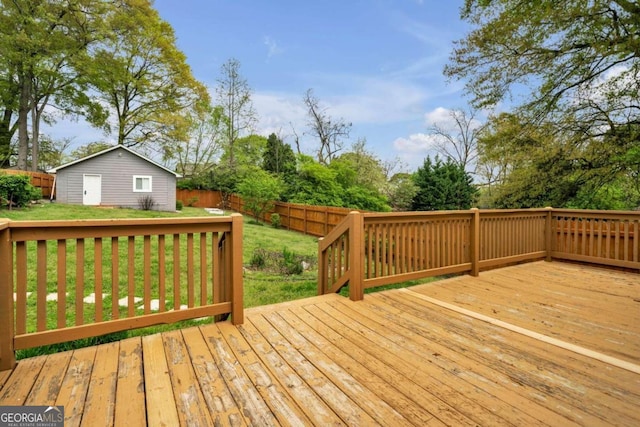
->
left=51, top=0, right=475, bottom=171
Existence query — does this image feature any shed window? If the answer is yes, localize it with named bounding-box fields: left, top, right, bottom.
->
left=133, top=175, right=152, bottom=192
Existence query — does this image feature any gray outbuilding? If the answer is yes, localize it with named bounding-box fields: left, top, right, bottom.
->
left=48, top=145, right=180, bottom=212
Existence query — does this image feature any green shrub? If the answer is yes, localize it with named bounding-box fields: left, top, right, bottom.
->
left=137, top=195, right=156, bottom=210
left=0, top=174, right=40, bottom=209
left=250, top=248, right=267, bottom=269
left=270, top=213, right=281, bottom=228
left=281, top=247, right=303, bottom=275
left=176, top=200, right=184, bottom=211
left=248, top=246, right=311, bottom=275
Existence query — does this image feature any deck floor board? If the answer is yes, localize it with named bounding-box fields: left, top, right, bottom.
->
left=1, top=261, right=639, bottom=426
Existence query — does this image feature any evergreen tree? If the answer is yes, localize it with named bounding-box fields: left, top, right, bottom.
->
left=411, top=156, right=477, bottom=211
left=262, top=133, right=296, bottom=176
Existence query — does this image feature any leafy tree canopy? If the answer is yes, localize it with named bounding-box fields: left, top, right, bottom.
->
left=384, top=173, right=418, bottom=212
left=88, top=0, right=208, bottom=147
left=477, top=113, right=640, bottom=209
left=447, top=0, right=640, bottom=134
left=219, top=134, right=266, bottom=171
left=237, top=168, right=283, bottom=221
left=288, top=155, right=345, bottom=207
left=69, top=141, right=113, bottom=161
left=330, top=139, right=386, bottom=193
left=448, top=1, right=640, bottom=209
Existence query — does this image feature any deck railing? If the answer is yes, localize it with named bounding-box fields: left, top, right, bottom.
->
left=319, top=208, right=639, bottom=300
left=0, top=214, right=244, bottom=370
left=551, top=209, right=640, bottom=269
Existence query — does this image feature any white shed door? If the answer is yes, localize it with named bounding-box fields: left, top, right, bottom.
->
left=83, top=174, right=102, bottom=205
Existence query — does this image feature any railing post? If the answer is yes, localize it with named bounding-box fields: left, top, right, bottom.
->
left=317, top=237, right=326, bottom=295
left=349, top=211, right=364, bottom=301
left=0, top=219, right=15, bottom=370
left=545, top=207, right=553, bottom=262
left=230, top=214, right=244, bottom=325
left=470, top=208, right=480, bottom=276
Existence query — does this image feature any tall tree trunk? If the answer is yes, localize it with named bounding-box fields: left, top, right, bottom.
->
left=17, top=73, right=31, bottom=171
left=0, top=110, right=14, bottom=168
left=30, top=105, right=39, bottom=171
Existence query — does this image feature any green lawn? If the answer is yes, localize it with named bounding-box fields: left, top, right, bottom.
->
left=3, top=202, right=319, bottom=308
left=1, top=202, right=212, bottom=220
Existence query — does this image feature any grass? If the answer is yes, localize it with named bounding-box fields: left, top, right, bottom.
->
left=4, top=202, right=320, bottom=310
left=0, top=201, right=212, bottom=220
left=5, top=202, right=439, bottom=359
left=243, top=219, right=319, bottom=307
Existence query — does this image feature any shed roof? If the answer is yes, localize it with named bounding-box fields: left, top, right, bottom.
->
left=47, top=145, right=181, bottom=177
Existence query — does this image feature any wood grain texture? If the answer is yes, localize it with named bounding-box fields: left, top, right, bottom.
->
left=0, top=262, right=638, bottom=426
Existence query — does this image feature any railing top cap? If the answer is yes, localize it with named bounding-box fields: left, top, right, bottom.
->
left=7, top=215, right=237, bottom=228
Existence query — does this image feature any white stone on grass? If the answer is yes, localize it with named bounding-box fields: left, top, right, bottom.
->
left=204, top=208, right=224, bottom=215
left=118, top=296, right=143, bottom=307
left=13, top=292, right=32, bottom=302
left=83, top=293, right=109, bottom=304
left=138, top=299, right=162, bottom=311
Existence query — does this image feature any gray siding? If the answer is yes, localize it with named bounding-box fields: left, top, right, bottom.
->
left=55, top=148, right=176, bottom=211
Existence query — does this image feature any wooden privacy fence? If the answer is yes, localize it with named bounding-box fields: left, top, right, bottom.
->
left=0, top=215, right=244, bottom=370
left=229, top=194, right=354, bottom=236
left=176, top=188, right=223, bottom=208
left=0, top=169, right=55, bottom=198
left=176, top=189, right=353, bottom=237
left=319, top=208, right=640, bottom=301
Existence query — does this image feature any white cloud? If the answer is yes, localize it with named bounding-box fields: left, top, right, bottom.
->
left=251, top=73, right=430, bottom=136
left=263, top=36, right=283, bottom=59
left=424, top=106, right=452, bottom=126
left=393, top=133, right=440, bottom=169
left=393, top=132, right=439, bottom=153
left=424, top=106, right=486, bottom=132
left=292, top=72, right=430, bottom=125
left=253, top=91, right=306, bottom=130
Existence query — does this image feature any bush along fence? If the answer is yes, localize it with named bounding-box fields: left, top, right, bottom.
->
left=0, top=214, right=244, bottom=370
left=176, top=189, right=354, bottom=237
left=0, top=170, right=55, bottom=199
left=319, top=208, right=640, bottom=301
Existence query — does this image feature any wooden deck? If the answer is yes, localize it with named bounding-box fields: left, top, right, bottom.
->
left=1, top=261, right=639, bottom=426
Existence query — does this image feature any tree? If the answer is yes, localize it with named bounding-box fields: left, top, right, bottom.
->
left=262, top=133, right=296, bottom=199
left=385, top=173, right=418, bottom=212
left=89, top=0, right=208, bottom=148
left=204, top=163, right=241, bottom=209
left=327, top=140, right=390, bottom=211
left=303, top=89, right=351, bottom=165
left=411, top=156, right=477, bottom=211
left=288, top=155, right=345, bottom=207
left=475, top=112, right=640, bottom=209
left=173, top=105, right=224, bottom=177
left=219, top=134, right=266, bottom=171
left=427, top=108, right=484, bottom=174
left=446, top=1, right=640, bottom=118
left=69, top=141, right=112, bottom=161
left=215, top=58, right=257, bottom=169
left=237, top=169, right=283, bottom=222
left=0, top=0, right=109, bottom=170
left=37, top=136, right=72, bottom=171
left=446, top=0, right=640, bottom=191
left=331, top=139, right=386, bottom=192
left=287, top=153, right=390, bottom=211
left=262, top=133, right=296, bottom=176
